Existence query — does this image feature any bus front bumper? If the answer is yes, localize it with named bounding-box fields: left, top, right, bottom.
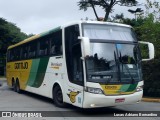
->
left=82, top=91, right=143, bottom=108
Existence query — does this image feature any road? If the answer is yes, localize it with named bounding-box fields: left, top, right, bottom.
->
left=0, top=80, right=159, bottom=120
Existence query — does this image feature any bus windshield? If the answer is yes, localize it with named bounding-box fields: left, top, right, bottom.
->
left=82, top=23, right=137, bottom=41
left=85, top=43, right=142, bottom=84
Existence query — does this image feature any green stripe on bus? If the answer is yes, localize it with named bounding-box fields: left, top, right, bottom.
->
left=27, top=59, right=40, bottom=86
left=32, top=57, right=49, bottom=88
left=126, top=83, right=138, bottom=92
left=119, top=84, right=130, bottom=92
left=40, top=26, right=61, bottom=37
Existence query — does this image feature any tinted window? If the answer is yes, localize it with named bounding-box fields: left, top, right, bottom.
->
left=21, top=45, right=28, bottom=59
left=28, top=41, right=37, bottom=59
left=7, top=29, right=63, bottom=61
left=38, top=38, right=49, bottom=56
left=65, top=25, right=83, bottom=85
left=49, top=30, right=62, bottom=56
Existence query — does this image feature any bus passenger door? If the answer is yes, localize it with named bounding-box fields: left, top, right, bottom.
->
left=65, top=43, right=84, bottom=108
left=64, top=25, right=84, bottom=107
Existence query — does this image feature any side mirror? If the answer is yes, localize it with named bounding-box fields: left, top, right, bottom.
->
left=138, top=41, right=155, bottom=61
left=78, top=37, right=90, bottom=58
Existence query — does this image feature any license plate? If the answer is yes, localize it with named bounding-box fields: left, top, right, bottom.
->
left=115, top=98, right=125, bottom=103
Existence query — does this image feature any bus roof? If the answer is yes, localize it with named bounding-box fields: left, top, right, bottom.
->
left=62, top=20, right=131, bottom=28
left=8, top=21, right=131, bottom=50
left=8, top=26, right=61, bottom=49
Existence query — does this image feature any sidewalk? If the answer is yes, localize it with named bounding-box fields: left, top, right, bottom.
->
left=142, top=97, right=160, bottom=103
left=0, top=77, right=6, bottom=81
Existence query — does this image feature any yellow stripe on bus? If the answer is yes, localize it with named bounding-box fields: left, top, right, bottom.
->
left=6, top=60, right=32, bottom=90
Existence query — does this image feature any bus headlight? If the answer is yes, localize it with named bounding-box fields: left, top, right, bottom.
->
left=85, top=87, right=103, bottom=94
left=136, top=86, right=143, bottom=92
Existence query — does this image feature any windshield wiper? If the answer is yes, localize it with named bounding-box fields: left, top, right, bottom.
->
left=119, top=51, right=135, bottom=84
left=114, top=51, right=121, bottom=83
left=123, top=64, right=135, bottom=84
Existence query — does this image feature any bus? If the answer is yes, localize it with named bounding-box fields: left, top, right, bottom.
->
left=6, top=21, right=154, bottom=108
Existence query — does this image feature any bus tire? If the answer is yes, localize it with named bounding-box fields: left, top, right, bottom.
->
left=15, top=80, right=21, bottom=93
left=53, top=85, right=66, bottom=108
left=12, top=79, right=16, bottom=92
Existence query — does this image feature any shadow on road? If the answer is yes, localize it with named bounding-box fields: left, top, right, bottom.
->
left=18, top=90, right=128, bottom=117
left=0, top=80, right=128, bottom=117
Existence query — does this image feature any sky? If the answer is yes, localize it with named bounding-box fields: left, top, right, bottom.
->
left=0, top=0, right=147, bottom=35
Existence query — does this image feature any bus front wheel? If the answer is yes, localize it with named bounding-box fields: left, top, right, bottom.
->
left=53, top=85, right=66, bottom=107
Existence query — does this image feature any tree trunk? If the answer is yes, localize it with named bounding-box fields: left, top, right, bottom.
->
left=104, top=10, right=110, bottom=21
left=104, top=0, right=115, bottom=21
left=90, top=1, right=99, bottom=21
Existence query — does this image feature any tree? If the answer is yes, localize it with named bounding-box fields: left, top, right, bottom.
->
left=0, top=18, right=28, bottom=53
left=145, top=0, right=160, bottom=21
left=0, top=17, right=28, bottom=75
left=128, top=8, right=143, bottom=20
left=78, top=0, right=139, bottom=21
left=112, top=13, right=124, bottom=22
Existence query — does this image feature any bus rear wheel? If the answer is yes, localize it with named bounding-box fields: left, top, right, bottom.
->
left=15, top=80, right=21, bottom=93
left=12, top=80, right=16, bottom=92
left=53, top=85, right=66, bottom=107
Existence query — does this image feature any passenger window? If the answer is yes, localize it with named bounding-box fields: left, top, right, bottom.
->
left=49, top=30, right=62, bottom=56
left=28, top=42, right=37, bottom=58
left=21, top=45, right=28, bottom=59
left=7, top=50, right=11, bottom=62
left=15, top=47, right=21, bottom=60
left=65, top=25, right=83, bottom=85
left=38, top=39, right=49, bottom=56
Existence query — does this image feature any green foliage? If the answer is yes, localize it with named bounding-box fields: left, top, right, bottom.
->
left=112, top=5, right=160, bottom=97
left=142, top=60, right=160, bottom=97
left=0, top=17, right=28, bottom=75
left=145, top=0, right=160, bottom=20
left=135, top=14, right=160, bottom=59
left=136, top=14, right=160, bottom=97
left=0, top=18, right=28, bottom=53
left=139, top=44, right=149, bottom=59
left=78, top=0, right=139, bottom=21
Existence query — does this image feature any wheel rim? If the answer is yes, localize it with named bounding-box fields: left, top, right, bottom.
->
left=13, top=83, right=17, bottom=92
left=56, top=88, right=63, bottom=103
left=17, top=84, right=19, bottom=92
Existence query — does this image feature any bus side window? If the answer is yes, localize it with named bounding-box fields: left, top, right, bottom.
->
left=73, top=44, right=83, bottom=83
left=16, top=47, right=21, bottom=60
left=10, top=50, right=14, bottom=61
left=38, top=38, right=49, bottom=56
left=21, top=45, right=28, bottom=59
left=7, top=50, right=10, bottom=62
left=11, top=48, right=20, bottom=61
left=65, top=25, right=83, bottom=85
left=49, top=30, right=62, bottom=56
left=28, top=41, right=37, bottom=58
left=50, top=39, right=56, bottom=55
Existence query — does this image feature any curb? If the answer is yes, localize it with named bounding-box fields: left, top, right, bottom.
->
left=0, top=78, right=6, bottom=81
left=142, top=98, right=160, bottom=103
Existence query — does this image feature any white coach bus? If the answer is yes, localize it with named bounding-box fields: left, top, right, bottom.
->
left=6, top=21, right=154, bottom=108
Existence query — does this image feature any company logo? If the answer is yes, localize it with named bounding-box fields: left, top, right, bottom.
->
left=105, top=86, right=118, bottom=90
left=51, top=62, right=62, bottom=69
left=15, top=62, right=28, bottom=69
left=67, top=91, right=80, bottom=103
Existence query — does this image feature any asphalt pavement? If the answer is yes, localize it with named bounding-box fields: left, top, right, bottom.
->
left=0, top=77, right=160, bottom=120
